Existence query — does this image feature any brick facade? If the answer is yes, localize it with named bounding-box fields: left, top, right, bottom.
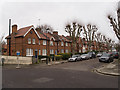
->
left=6, top=25, right=72, bottom=56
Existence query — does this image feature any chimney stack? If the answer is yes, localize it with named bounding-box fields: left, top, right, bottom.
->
left=53, top=31, right=58, bottom=35
left=12, top=24, right=17, bottom=34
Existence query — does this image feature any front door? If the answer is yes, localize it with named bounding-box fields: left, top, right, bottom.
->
left=35, top=49, right=38, bottom=58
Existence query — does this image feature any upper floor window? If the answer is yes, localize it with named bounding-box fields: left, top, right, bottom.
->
left=50, top=41, right=53, bottom=46
left=55, top=42, right=57, bottom=46
left=61, top=42, right=64, bottom=46
left=28, top=38, right=31, bottom=44
left=39, top=40, right=40, bottom=45
left=43, top=40, right=46, bottom=45
left=33, top=39, right=35, bottom=44
left=69, top=43, right=71, bottom=46
left=66, top=42, right=68, bottom=46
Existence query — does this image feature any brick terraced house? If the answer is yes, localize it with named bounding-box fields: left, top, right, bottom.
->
left=6, top=25, right=72, bottom=56
left=6, top=24, right=105, bottom=57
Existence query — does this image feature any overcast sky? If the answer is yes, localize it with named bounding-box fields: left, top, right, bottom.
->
left=0, top=0, right=119, bottom=43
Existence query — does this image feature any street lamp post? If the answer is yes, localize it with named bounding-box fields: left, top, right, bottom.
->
left=46, top=28, right=49, bottom=64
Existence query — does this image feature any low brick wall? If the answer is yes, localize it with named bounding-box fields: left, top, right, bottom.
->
left=1, top=56, right=32, bottom=65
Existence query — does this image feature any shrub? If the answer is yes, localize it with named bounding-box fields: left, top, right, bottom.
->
left=55, top=55, right=62, bottom=60
left=38, top=55, right=50, bottom=59
left=58, top=53, right=71, bottom=60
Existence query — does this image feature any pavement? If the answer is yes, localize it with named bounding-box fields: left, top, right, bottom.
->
left=47, top=60, right=68, bottom=66
left=95, top=59, right=120, bottom=76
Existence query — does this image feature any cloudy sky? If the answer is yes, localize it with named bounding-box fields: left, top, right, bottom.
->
left=0, top=0, right=119, bottom=42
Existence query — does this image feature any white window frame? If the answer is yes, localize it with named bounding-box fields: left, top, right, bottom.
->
left=26, top=48, right=33, bottom=56
left=39, top=49, right=41, bottom=55
left=55, top=42, right=57, bottom=46
left=66, top=42, right=68, bottom=46
left=50, top=41, right=53, bottom=46
left=43, top=40, right=46, bottom=45
left=65, top=49, right=68, bottom=53
left=28, top=38, right=31, bottom=44
left=50, top=49, right=54, bottom=54
left=55, top=50, right=57, bottom=55
left=39, top=40, right=40, bottom=45
left=61, top=42, right=64, bottom=46
left=42, top=49, right=46, bottom=56
left=33, top=38, right=35, bottom=44
left=61, top=49, right=64, bottom=53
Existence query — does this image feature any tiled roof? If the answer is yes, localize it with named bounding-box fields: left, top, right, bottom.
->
left=59, top=35, right=71, bottom=42
left=37, top=31, right=47, bottom=40
left=6, top=25, right=33, bottom=39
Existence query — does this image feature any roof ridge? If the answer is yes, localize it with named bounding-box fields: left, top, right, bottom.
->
left=18, top=25, right=33, bottom=31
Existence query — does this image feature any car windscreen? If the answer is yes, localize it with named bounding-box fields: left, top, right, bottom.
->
left=102, top=54, right=109, bottom=57
left=72, top=55, right=79, bottom=58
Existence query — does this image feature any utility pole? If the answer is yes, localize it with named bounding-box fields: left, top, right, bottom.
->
left=9, top=19, right=11, bottom=56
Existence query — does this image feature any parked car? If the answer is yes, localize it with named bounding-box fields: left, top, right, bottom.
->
left=80, top=54, right=90, bottom=60
left=96, top=52, right=103, bottom=57
left=112, top=52, right=119, bottom=59
left=99, top=53, right=114, bottom=63
left=88, top=52, right=96, bottom=58
left=68, top=55, right=80, bottom=62
left=76, top=55, right=82, bottom=61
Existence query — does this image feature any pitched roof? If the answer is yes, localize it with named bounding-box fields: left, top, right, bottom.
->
left=37, top=31, right=47, bottom=40
left=59, top=35, right=71, bottom=42
left=6, top=25, right=33, bottom=39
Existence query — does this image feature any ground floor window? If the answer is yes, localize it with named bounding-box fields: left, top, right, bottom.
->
left=39, top=49, right=41, bottom=55
left=42, top=49, right=46, bottom=56
left=55, top=50, right=57, bottom=55
left=50, top=49, right=54, bottom=54
left=65, top=49, right=68, bottom=53
left=26, top=48, right=33, bottom=56
left=61, top=49, right=64, bottom=53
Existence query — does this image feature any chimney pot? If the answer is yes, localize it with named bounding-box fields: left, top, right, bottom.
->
left=53, top=31, right=58, bottom=35
left=12, top=24, right=17, bottom=34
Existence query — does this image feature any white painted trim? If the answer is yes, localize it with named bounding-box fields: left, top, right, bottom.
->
left=50, top=37, right=55, bottom=41
left=24, top=26, right=41, bottom=39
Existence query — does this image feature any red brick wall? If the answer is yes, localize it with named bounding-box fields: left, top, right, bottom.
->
left=7, top=28, right=72, bottom=56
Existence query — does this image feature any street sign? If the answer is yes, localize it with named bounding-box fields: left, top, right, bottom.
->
left=16, top=51, right=20, bottom=56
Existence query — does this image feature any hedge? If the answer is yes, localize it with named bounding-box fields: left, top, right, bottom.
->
left=58, top=53, right=71, bottom=60
left=38, top=55, right=50, bottom=59
left=55, top=55, right=62, bottom=60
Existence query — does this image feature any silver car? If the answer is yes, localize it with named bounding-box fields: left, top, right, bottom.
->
left=96, top=52, right=103, bottom=57
left=68, top=55, right=80, bottom=62
left=80, top=54, right=90, bottom=60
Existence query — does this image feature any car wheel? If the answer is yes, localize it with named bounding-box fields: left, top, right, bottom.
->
left=75, top=59, right=77, bottom=62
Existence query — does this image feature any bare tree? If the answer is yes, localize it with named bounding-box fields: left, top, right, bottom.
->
left=0, top=34, right=5, bottom=55
left=65, top=22, right=82, bottom=54
left=108, top=8, right=120, bottom=40
left=83, top=24, right=98, bottom=51
left=95, top=33, right=104, bottom=51
left=36, top=24, right=53, bottom=34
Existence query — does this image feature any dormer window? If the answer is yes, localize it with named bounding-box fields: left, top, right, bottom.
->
left=28, top=38, right=31, bottom=44
left=50, top=41, right=53, bottom=46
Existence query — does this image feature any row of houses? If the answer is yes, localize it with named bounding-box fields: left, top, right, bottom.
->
left=4, top=24, right=107, bottom=56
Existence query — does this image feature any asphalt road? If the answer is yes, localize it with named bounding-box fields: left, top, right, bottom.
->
left=2, top=58, right=118, bottom=88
